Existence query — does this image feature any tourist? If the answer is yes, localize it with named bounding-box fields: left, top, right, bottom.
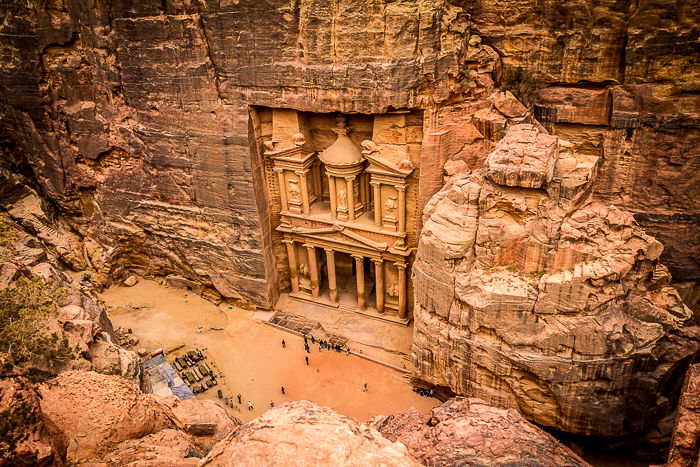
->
left=304, top=335, right=308, bottom=345
left=311, top=336, right=315, bottom=344
left=217, top=389, right=222, bottom=399
left=305, top=343, right=310, bottom=353
left=282, top=339, right=286, bottom=348
left=305, top=356, right=309, bottom=365
left=281, top=386, right=285, bottom=394
left=237, top=394, right=242, bottom=404
left=270, top=400, right=275, bottom=408
left=429, top=389, right=434, bottom=397
left=346, top=349, right=350, bottom=356
left=419, top=389, right=425, bottom=396
left=363, top=383, right=368, bottom=392
left=247, top=401, right=253, bottom=410
left=318, top=343, right=322, bottom=351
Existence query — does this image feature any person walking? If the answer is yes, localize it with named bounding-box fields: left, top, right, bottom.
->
left=282, top=339, right=286, bottom=348
left=270, top=400, right=275, bottom=408
left=247, top=401, right=253, bottom=410
left=305, top=356, right=309, bottom=366
left=237, top=394, right=242, bottom=404
left=304, top=335, right=308, bottom=345
left=346, top=349, right=350, bottom=356
left=318, top=343, right=322, bottom=352
left=281, top=386, right=285, bottom=395
left=363, top=383, right=368, bottom=392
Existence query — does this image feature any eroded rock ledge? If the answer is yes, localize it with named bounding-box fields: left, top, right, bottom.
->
left=412, top=123, right=700, bottom=437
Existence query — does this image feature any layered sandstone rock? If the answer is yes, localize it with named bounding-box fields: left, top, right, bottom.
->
left=38, top=371, right=178, bottom=461
left=370, top=397, right=589, bottom=466
left=97, top=429, right=201, bottom=467
left=200, top=400, right=420, bottom=466
left=0, top=378, right=68, bottom=466
left=667, top=364, right=700, bottom=466
left=412, top=124, right=700, bottom=437
left=156, top=396, right=240, bottom=447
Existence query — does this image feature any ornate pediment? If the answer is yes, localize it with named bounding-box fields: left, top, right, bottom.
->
left=284, top=224, right=388, bottom=251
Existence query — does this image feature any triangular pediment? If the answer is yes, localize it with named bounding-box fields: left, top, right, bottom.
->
left=288, top=225, right=388, bottom=251
left=363, top=152, right=413, bottom=176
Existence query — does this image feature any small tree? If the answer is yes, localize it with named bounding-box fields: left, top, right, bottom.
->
left=0, top=277, right=76, bottom=374
left=499, top=66, right=542, bottom=106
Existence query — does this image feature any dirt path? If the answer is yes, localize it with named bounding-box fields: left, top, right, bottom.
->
left=102, top=279, right=438, bottom=423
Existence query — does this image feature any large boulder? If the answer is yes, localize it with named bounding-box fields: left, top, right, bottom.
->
left=157, top=396, right=239, bottom=447
left=412, top=124, right=700, bottom=437
left=38, top=371, right=178, bottom=461
left=370, top=397, right=589, bottom=466
left=200, top=401, right=420, bottom=466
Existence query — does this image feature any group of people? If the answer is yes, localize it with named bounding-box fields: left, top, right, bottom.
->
left=416, top=387, right=435, bottom=398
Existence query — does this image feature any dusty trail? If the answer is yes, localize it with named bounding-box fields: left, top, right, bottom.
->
left=102, top=279, right=437, bottom=423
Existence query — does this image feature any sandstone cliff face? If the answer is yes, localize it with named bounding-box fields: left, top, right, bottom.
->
left=0, top=0, right=696, bottom=309
left=370, top=397, right=589, bottom=466
left=412, top=123, right=700, bottom=437
left=667, top=364, right=700, bottom=466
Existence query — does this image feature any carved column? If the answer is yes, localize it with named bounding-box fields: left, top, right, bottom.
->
left=359, top=173, right=367, bottom=210
left=395, top=184, right=406, bottom=232
left=395, top=262, right=407, bottom=319
left=371, top=181, right=382, bottom=227
left=283, top=239, right=299, bottom=293
left=372, top=258, right=384, bottom=313
left=275, top=168, right=288, bottom=211
left=305, top=244, right=319, bottom=297
left=353, top=254, right=366, bottom=310
left=296, top=170, right=310, bottom=215
left=346, top=176, right=356, bottom=221
left=327, top=173, right=337, bottom=220
left=325, top=248, right=337, bottom=303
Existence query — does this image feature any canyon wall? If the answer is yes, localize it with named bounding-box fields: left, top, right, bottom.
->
left=1, top=0, right=697, bottom=308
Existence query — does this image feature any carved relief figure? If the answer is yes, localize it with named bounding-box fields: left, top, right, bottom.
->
left=298, top=263, right=309, bottom=277
left=288, top=180, right=301, bottom=201
left=388, top=284, right=399, bottom=297
left=337, top=188, right=347, bottom=209
left=384, top=196, right=397, bottom=213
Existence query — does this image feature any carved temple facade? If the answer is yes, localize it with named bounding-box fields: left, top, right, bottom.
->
left=254, top=108, right=423, bottom=323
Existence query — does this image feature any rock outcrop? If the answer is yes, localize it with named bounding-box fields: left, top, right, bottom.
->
left=370, top=397, right=589, bottom=466
left=0, top=378, right=68, bottom=466
left=38, top=371, right=178, bottom=461
left=667, top=364, right=700, bottom=466
left=200, top=400, right=420, bottom=466
left=412, top=123, right=700, bottom=437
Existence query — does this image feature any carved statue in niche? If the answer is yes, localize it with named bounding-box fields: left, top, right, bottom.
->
left=288, top=180, right=301, bottom=201
left=298, top=263, right=309, bottom=277
left=384, top=196, right=397, bottom=213
left=399, top=158, right=413, bottom=170
left=388, top=284, right=399, bottom=297
left=337, top=188, right=347, bottom=209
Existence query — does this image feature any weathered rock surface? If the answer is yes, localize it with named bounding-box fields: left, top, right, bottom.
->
left=667, top=364, right=700, bottom=466
left=370, top=397, right=589, bottom=466
left=412, top=123, right=700, bottom=437
left=200, top=400, right=420, bottom=466
left=38, top=371, right=178, bottom=461
left=97, top=429, right=201, bottom=467
left=0, top=378, right=68, bottom=466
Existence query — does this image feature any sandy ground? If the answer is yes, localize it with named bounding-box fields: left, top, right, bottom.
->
left=102, top=279, right=438, bottom=423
